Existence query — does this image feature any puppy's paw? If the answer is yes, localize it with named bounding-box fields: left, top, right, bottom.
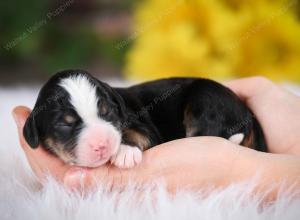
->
left=111, top=145, right=142, bottom=169
left=228, top=133, right=244, bottom=145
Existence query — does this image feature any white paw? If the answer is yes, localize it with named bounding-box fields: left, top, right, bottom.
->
left=111, top=145, right=142, bottom=169
left=228, top=133, right=244, bottom=145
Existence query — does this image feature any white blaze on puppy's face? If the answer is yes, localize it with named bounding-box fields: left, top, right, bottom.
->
left=59, top=75, right=122, bottom=167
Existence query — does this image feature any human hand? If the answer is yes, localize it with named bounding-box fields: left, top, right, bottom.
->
left=226, top=77, right=300, bottom=156
left=13, top=106, right=254, bottom=192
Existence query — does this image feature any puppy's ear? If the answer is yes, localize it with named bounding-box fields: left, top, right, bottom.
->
left=112, top=91, right=127, bottom=118
left=101, top=82, right=128, bottom=119
left=23, top=114, right=40, bottom=149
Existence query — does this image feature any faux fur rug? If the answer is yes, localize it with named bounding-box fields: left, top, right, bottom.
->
left=1, top=84, right=300, bottom=220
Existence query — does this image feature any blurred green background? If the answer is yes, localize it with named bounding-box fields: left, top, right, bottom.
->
left=1, top=0, right=300, bottom=85
left=0, top=0, right=134, bottom=84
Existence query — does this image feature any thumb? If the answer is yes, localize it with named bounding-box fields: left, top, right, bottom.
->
left=224, top=77, right=272, bottom=101
left=63, top=167, right=89, bottom=191
left=12, top=106, right=36, bottom=154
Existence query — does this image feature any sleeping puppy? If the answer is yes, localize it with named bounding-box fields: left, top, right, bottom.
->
left=23, top=70, right=267, bottom=168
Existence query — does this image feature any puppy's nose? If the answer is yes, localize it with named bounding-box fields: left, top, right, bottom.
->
left=92, top=145, right=106, bottom=152
left=90, top=141, right=109, bottom=154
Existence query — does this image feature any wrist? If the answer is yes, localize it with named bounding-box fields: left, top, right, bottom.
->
left=228, top=147, right=300, bottom=199
left=226, top=146, right=265, bottom=184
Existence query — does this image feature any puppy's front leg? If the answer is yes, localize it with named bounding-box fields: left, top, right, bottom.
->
left=110, top=128, right=153, bottom=168
left=110, top=144, right=142, bottom=169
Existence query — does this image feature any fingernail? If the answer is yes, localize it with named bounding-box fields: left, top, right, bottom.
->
left=12, top=111, right=22, bottom=129
left=64, top=169, right=87, bottom=190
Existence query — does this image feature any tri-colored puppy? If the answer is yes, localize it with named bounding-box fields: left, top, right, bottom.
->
left=23, top=70, right=267, bottom=168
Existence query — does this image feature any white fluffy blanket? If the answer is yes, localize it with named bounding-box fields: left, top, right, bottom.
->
left=1, top=85, right=300, bottom=220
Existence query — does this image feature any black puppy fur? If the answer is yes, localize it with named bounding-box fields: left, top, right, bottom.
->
left=24, top=70, right=267, bottom=161
left=117, top=76, right=266, bottom=151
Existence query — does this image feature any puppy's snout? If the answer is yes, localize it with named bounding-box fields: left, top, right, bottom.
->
left=90, top=140, right=109, bottom=149
left=91, top=144, right=106, bottom=152
left=76, top=123, right=121, bottom=167
left=90, top=141, right=109, bottom=157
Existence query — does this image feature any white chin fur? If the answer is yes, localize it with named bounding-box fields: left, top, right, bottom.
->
left=76, top=158, right=110, bottom=168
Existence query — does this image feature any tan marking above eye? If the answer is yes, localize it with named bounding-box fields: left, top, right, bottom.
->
left=100, top=103, right=108, bottom=115
left=64, top=114, right=76, bottom=124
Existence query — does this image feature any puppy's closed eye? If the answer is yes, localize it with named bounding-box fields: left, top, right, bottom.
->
left=55, top=114, right=76, bottom=129
left=54, top=115, right=77, bottom=136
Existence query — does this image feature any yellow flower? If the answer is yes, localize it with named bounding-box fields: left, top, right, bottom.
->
left=125, top=0, right=300, bottom=82
left=125, top=0, right=236, bottom=81
left=230, top=1, right=300, bottom=81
